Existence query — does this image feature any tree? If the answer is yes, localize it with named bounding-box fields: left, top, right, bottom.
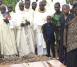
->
left=3, top=0, right=18, bottom=10
left=66, top=0, right=77, bottom=4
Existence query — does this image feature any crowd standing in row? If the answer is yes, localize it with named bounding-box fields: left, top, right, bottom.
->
left=0, top=0, right=77, bottom=67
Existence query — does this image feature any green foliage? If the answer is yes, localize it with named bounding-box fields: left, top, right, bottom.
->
left=66, top=0, right=77, bottom=4
left=3, top=0, right=18, bottom=10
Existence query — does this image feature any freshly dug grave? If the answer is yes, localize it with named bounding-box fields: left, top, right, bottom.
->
left=0, top=55, right=49, bottom=64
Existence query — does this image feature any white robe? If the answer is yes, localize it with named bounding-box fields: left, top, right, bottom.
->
left=34, top=9, right=50, bottom=55
left=13, top=10, right=30, bottom=57
left=30, top=9, right=37, bottom=45
left=14, top=10, right=35, bottom=57
left=0, top=14, right=17, bottom=56
left=24, top=8, right=35, bottom=54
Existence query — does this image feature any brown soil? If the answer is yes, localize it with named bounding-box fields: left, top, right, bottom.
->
left=0, top=55, right=49, bottom=64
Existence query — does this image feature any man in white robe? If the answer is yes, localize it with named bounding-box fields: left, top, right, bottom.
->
left=14, top=2, right=35, bottom=57
left=24, top=0, right=35, bottom=54
left=14, top=2, right=31, bottom=57
left=30, top=2, right=37, bottom=53
left=34, top=1, right=51, bottom=55
left=0, top=5, right=17, bottom=58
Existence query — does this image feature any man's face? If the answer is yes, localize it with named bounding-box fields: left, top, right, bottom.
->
left=74, top=7, right=77, bottom=15
left=1, top=6, right=6, bottom=14
left=32, top=2, right=37, bottom=10
left=25, top=1, right=30, bottom=9
left=8, top=6, right=13, bottom=12
left=39, top=3, right=45, bottom=11
left=54, top=4, right=60, bottom=12
left=42, top=0, right=46, bottom=6
left=19, top=4, right=24, bottom=11
left=62, top=6, right=70, bottom=15
left=47, top=16, right=52, bottom=23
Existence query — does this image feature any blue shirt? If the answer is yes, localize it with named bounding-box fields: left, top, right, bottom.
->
left=42, top=22, right=55, bottom=42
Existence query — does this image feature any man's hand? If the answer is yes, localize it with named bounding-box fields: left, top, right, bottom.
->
left=25, top=20, right=30, bottom=26
left=3, top=19, right=9, bottom=24
left=21, top=23, right=25, bottom=27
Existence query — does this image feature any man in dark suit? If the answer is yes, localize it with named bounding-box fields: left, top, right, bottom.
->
left=42, top=16, right=55, bottom=58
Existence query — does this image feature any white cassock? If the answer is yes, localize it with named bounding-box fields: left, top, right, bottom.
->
left=0, top=14, right=17, bottom=56
left=30, top=9, right=37, bottom=45
left=34, top=9, right=50, bottom=55
left=24, top=8, right=35, bottom=54
left=13, top=9, right=35, bottom=57
left=13, top=10, right=31, bottom=57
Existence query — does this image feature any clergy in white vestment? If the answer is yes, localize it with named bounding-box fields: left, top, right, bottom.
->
left=15, top=2, right=35, bottom=57
left=34, top=1, right=51, bottom=55
left=0, top=5, right=17, bottom=57
left=30, top=2, right=37, bottom=53
left=14, top=2, right=31, bottom=57
left=24, top=0, right=35, bottom=54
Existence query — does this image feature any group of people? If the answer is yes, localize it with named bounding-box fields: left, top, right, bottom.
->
left=0, top=0, right=77, bottom=67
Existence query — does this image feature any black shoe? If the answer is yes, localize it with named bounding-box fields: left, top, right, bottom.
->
left=46, top=55, right=51, bottom=57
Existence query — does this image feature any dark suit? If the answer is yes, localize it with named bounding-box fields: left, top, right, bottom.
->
left=42, top=22, right=55, bottom=57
